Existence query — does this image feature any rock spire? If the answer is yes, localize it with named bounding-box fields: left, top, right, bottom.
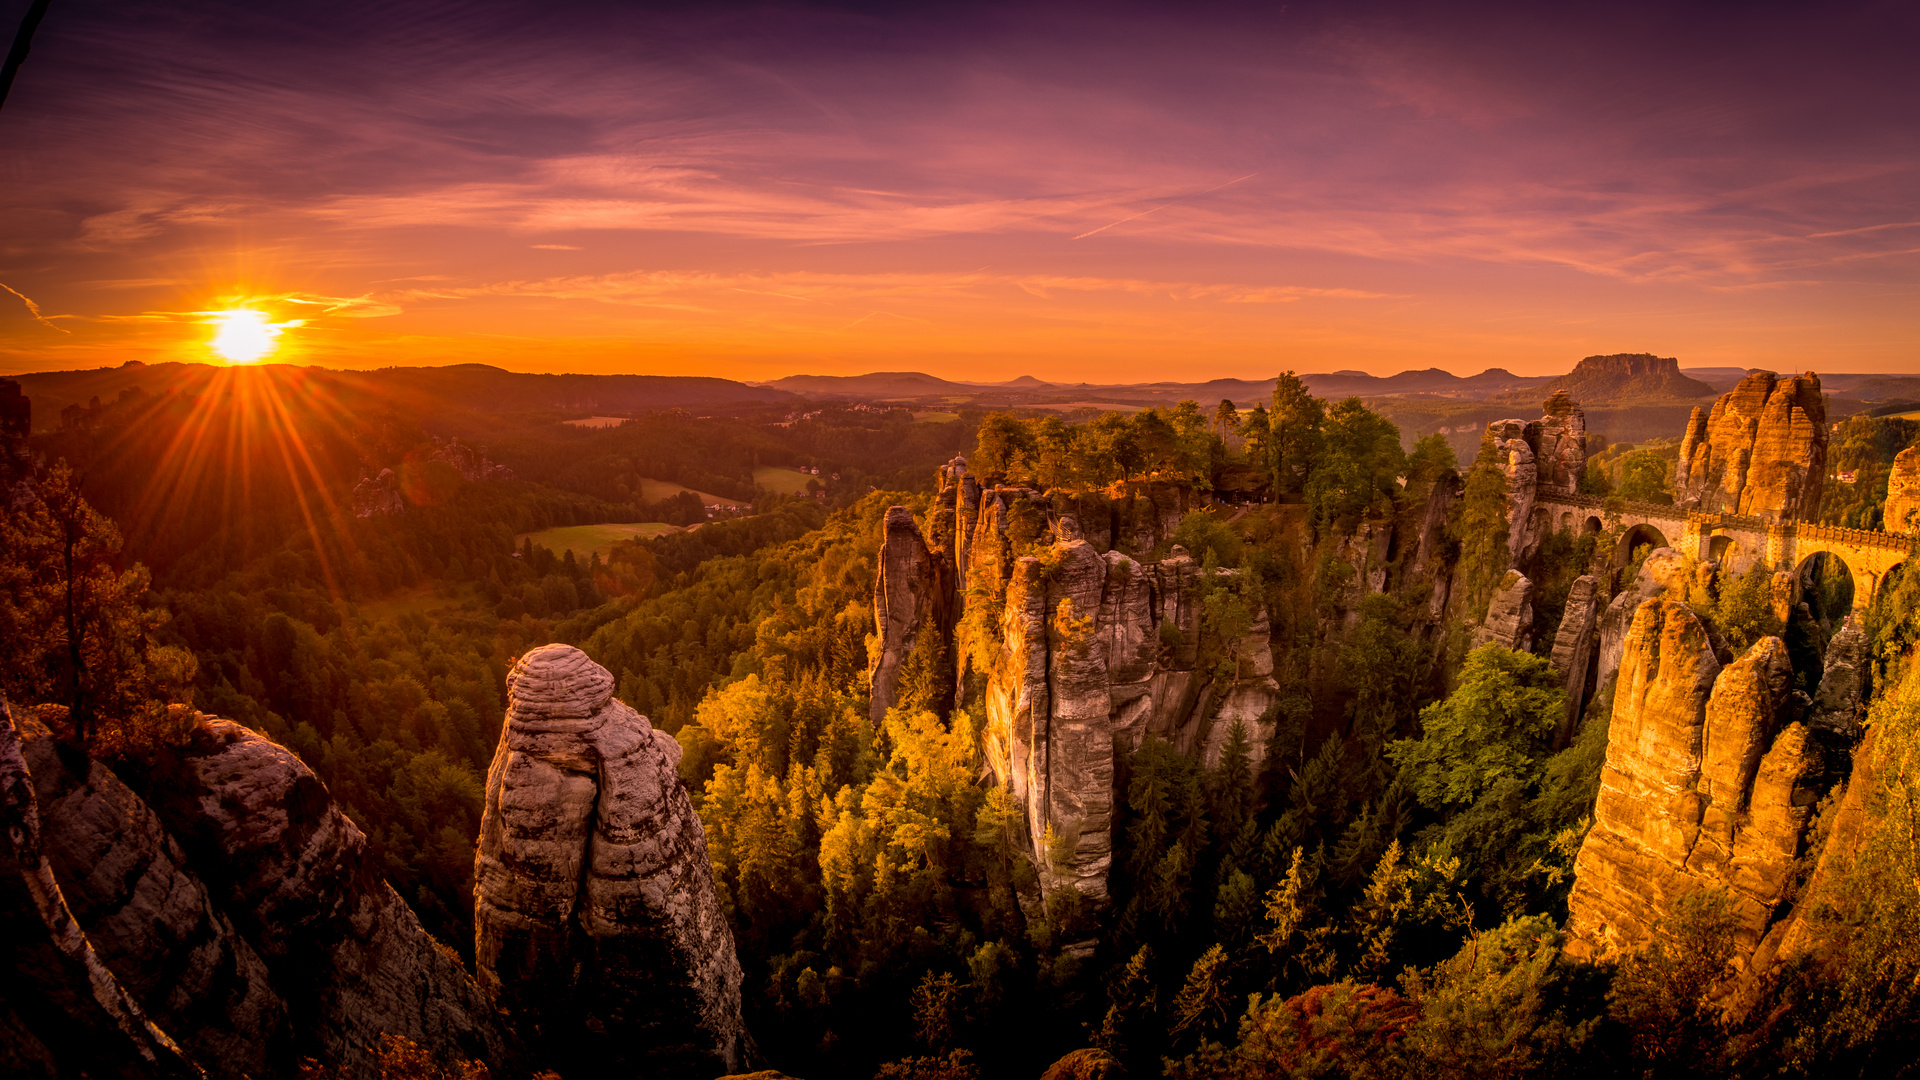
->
left=474, top=644, right=749, bottom=1079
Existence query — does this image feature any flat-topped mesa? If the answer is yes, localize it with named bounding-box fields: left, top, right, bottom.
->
left=475, top=644, right=748, bottom=1079
left=1675, top=371, right=1827, bottom=521
left=1482, top=391, right=1588, bottom=563
left=1567, top=601, right=1823, bottom=971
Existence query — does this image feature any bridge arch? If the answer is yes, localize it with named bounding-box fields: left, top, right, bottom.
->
left=1793, top=550, right=1855, bottom=628
left=1615, top=523, right=1669, bottom=568
left=1585, top=515, right=1603, bottom=535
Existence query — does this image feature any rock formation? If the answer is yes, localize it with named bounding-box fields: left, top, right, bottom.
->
left=875, top=457, right=1278, bottom=906
left=1567, top=602, right=1824, bottom=970
left=20, top=721, right=287, bottom=1078
left=0, top=697, right=202, bottom=1080
left=1547, top=574, right=1603, bottom=747
left=1593, top=548, right=1688, bottom=693
left=975, top=527, right=1276, bottom=901
left=1884, top=444, right=1920, bottom=534
left=870, top=506, right=955, bottom=723
left=1674, top=371, right=1827, bottom=520
left=0, top=694, right=511, bottom=1080
left=474, top=644, right=748, bottom=1079
left=1495, top=353, right=1714, bottom=406
left=1481, top=392, right=1587, bottom=563
left=351, top=467, right=405, bottom=517
left=143, top=718, right=510, bottom=1074
left=1472, top=571, right=1534, bottom=651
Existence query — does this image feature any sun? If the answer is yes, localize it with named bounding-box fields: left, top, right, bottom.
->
left=209, top=309, right=285, bottom=363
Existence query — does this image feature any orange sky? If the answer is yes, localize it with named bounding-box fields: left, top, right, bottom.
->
left=1, top=2, right=1916, bottom=381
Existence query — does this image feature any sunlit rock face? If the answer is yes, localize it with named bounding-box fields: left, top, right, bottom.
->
left=1884, top=445, right=1920, bottom=534
left=1674, top=371, right=1827, bottom=520
left=475, top=644, right=748, bottom=1079
left=1567, top=602, right=1822, bottom=971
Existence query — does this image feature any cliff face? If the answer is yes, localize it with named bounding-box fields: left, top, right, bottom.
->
left=1674, top=371, right=1827, bottom=520
left=0, top=697, right=511, bottom=1080
left=1567, top=601, right=1823, bottom=971
left=474, top=644, right=748, bottom=1079
left=884, top=460, right=1279, bottom=905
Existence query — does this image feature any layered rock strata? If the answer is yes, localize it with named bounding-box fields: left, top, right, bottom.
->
left=869, top=505, right=956, bottom=722
left=1567, top=602, right=1824, bottom=969
left=142, top=718, right=510, bottom=1075
left=1674, top=371, right=1827, bottom=520
left=475, top=644, right=748, bottom=1079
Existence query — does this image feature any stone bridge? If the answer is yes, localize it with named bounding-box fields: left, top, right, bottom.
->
left=1536, top=492, right=1916, bottom=612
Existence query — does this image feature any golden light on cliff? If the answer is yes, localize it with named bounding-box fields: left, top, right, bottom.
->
left=209, top=309, right=297, bottom=363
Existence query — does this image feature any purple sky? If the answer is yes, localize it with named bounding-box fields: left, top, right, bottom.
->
left=0, top=0, right=1915, bottom=379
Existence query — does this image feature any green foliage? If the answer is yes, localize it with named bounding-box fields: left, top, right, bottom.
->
left=1169, top=981, right=1417, bottom=1080
left=0, top=463, right=183, bottom=753
left=1607, top=889, right=1740, bottom=1079
left=1615, top=450, right=1674, bottom=504
left=1388, top=646, right=1564, bottom=810
left=1820, top=413, right=1920, bottom=529
left=1397, top=915, right=1602, bottom=1079
left=1690, top=563, right=1785, bottom=653
left=1304, top=399, right=1406, bottom=536
left=1269, top=372, right=1326, bottom=500
left=1173, top=512, right=1245, bottom=568
left=1451, top=439, right=1514, bottom=624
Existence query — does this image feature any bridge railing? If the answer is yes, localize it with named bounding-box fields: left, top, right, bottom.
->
left=1535, top=494, right=1920, bottom=547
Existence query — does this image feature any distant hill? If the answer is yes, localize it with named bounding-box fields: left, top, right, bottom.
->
left=1492, top=354, right=1714, bottom=406
left=1302, top=367, right=1551, bottom=399
left=8, top=361, right=792, bottom=431
left=763, top=371, right=983, bottom=398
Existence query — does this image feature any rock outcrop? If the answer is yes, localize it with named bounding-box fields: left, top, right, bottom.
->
left=0, top=697, right=203, bottom=1080
left=1481, top=392, right=1588, bottom=563
left=1, top=694, right=511, bottom=1079
left=475, top=644, right=748, bottom=1079
left=20, top=722, right=286, bottom=1078
left=351, top=468, right=405, bottom=518
left=143, top=719, right=510, bottom=1074
left=1674, top=371, right=1827, bottom=520
left=1547, top=574, right=1603, bottom=747
left=1567, top=602, right=1823, bottom=970
left=1472, top=571, right=1534, bottom=651
left=978, top=528, right=1276, bottom=902
left=870, top=506, right=955, bottom=723
left=1884, top=445, right=1920, bottom=534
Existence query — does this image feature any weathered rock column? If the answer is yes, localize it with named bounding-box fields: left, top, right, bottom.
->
left=475, top=644, right=748, bottom=1079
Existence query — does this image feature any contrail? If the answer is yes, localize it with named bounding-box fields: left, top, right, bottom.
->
left=1, top=281, right=70, bottom=332
left=1072, top=173, right=1259, bottom=241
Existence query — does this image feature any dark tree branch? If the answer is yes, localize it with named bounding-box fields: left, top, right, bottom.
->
left=0, top=0, right=53, bottom=112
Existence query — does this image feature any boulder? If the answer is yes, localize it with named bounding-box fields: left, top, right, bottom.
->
left=474, top=644, right=748, bottom=1079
